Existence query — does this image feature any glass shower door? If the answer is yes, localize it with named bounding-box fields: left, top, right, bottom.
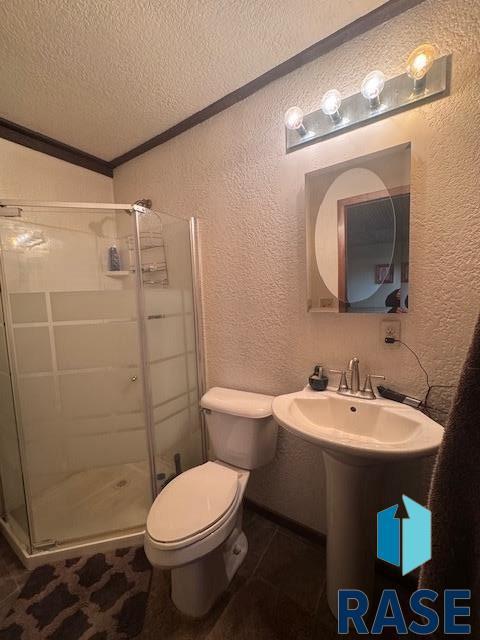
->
left=0, top=206, right=153, bottom=549
left=135, top=209, right=204, bottom=491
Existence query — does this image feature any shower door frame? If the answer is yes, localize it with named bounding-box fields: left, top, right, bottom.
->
left=0, top=263, right=33, bottom=553
left=189, top=217, right=208, bottom=461
left=0, top=199, right=207, bottom=560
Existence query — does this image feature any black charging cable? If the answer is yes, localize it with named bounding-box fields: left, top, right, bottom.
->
left=384, top=336, right=455, bottom=417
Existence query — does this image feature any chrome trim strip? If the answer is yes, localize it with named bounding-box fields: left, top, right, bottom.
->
left=189, top=217, right=208, bottom=462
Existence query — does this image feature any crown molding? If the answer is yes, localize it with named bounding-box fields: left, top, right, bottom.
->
left=0, top=0, right=426, bottom=174
left=111, top=0, right=426, bottom=167
left=0, top=117, right=113, bottom=177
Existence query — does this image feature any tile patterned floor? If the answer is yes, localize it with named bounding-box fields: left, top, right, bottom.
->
left=139, top=510, right=416, bottom=639
left=0, top=509, right=414, bottom=639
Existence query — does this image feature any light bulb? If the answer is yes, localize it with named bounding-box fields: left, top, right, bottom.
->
left=361, top=70, right=386, bottom=109
left=284, top=106, right=304, bottom=131
left=321, top=89, right=342, bottom=123
left=406, top=43, right=439, bottom=92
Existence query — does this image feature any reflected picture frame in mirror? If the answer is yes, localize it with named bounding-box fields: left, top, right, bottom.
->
left=305, top=143, right=411, bottom=314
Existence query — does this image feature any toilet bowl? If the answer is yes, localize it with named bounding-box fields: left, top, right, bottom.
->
left=145, top=387, right=277, bottom=617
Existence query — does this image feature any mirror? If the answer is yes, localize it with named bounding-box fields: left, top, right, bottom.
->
left=306, top=144, right=411, bottom=313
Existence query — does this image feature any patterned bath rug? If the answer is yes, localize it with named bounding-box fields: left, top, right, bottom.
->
left=0, top=546, right=151, bottom=640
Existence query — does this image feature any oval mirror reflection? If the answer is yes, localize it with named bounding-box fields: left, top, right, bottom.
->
left=306, top=144, right=410, bottom=314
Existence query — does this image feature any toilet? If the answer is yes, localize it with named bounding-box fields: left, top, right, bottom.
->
left=144, top=387, right=278, bottom=617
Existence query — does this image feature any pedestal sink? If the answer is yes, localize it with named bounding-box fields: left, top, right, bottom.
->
left=272, top=387, right=443, bottom=616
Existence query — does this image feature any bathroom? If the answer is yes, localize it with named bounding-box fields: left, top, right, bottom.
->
left=0, top=0, right=479, bottom=637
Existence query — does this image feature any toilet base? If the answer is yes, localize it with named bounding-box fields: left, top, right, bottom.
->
left=171, top=527, right=248, bottom=617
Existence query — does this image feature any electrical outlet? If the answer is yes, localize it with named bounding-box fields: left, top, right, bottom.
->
left=381, top=319, right=401, bottom=345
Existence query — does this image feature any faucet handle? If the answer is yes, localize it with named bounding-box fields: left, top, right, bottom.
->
left=363, top=374, right=385, bottom=396
left=329, top=369, right=349, bottom=392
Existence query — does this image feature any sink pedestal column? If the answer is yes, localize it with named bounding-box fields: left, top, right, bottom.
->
left=323, top=451, right=383, bottom=617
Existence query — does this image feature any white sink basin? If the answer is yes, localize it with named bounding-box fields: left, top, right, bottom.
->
left=272, top=386, right=444, bottom=616
left=273, top=387, right=443, bottom=461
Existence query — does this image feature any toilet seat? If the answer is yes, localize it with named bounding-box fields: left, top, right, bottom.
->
left=147, top=461, right=239, bottom=549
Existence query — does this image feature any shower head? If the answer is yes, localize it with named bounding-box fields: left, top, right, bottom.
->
left=130, top=199, right=153, bottom=216
left=134, top=199, right=152, bottom=209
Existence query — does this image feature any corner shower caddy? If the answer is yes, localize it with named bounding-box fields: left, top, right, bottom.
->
left=127, top=230, right=169, bottom=287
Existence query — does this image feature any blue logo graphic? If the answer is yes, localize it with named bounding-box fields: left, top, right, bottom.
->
left=377, top=495, right=431, bottom=575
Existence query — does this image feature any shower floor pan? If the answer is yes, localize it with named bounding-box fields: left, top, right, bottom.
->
left=1, top=461, right=172, bottom=569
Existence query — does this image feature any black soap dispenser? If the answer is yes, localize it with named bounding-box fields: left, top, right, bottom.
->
left=309, top=365, right=328, bottom=391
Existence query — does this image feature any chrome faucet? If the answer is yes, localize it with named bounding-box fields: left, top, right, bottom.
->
left=349, top=357, right=360, bottom=394
left=330, top=357, right=385, bottom=400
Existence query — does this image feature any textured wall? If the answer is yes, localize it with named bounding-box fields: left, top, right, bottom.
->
left=114, top=0, right=480, bottom=533
left=0, top=138, right=113, bottom=201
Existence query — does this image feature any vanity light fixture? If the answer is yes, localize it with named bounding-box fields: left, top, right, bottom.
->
left=361, top=70, right=386, bottom=109
left=406, top=43, right=439, bottom=93
left=320, top=89, right=342, bottom=124
left=284, top=106, right=307, bottom=135
left=284, top=46, right=450, bottom=153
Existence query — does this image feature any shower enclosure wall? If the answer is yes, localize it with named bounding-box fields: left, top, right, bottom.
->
left=0, top=200, right=205, bottom=566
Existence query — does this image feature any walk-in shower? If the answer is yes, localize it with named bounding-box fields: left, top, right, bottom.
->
left=0, top=199, right=205, bottom=567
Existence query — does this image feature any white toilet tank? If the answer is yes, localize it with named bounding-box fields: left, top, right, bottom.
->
left=200, top=387, right=278, bottom=470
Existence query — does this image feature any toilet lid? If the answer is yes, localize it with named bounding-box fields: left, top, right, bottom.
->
left=147, top=462, right=239, bottom=543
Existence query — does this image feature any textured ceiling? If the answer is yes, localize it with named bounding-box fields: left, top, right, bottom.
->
left=0, top=0, right=387, bottom=160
